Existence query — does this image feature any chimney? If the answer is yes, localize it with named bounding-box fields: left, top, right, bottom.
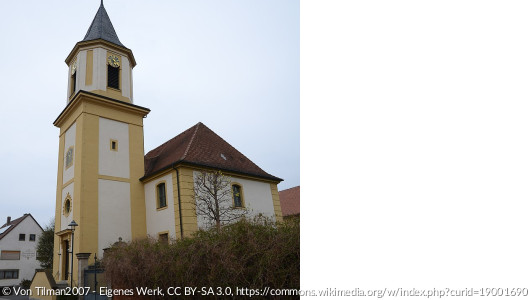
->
left=6, top=216, right=11, bottom=225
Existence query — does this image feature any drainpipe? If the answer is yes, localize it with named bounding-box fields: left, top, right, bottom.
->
left=173, top=165, right=184, bottom=239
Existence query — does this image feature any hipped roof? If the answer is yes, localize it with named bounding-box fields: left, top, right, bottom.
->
left=143, top=122, right=282, bottom=182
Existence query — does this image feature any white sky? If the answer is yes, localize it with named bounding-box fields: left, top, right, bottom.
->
left=302, top=0, right=530, bottom=292
left=0, top=0, right=299, bottom=227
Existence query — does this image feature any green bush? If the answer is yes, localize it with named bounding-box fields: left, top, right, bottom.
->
left=103, top=218, right=300, bottom=299
left=20, top=278, right=32, bottom=289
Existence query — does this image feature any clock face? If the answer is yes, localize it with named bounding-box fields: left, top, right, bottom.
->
left=108, top=55, right=120, bottom=68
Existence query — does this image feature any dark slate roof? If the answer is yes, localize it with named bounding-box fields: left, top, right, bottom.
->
left=143, top=122, right=282, bottom=182
left=279, top=186, right=300, bottom=217
left=0, top=214, right=42, bottom=241
left=82, top=2, right=125, bottom=47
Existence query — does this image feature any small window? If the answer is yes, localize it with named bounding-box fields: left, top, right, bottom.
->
left=232, top=184, right=243, bottom=208
left=110, top=140, right=118, bottom=151
left=29, top=234, right=36, bottom=242
left=65, top=147, right=74, bottom=169
left=0, top=251, right=20, bottom=260
left=107, top=64, right=120, bottom=90
left=18, top=234, right=25, bottom=241
left=159, top=233, right=168, bottom=244
left=0, top=269, right=19, bottom=280
left=157, top=183, right=167, bottom=209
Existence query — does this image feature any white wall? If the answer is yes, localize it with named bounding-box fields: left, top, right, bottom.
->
left=193, top=171, right=276, bottom=230
left=93, top=47, right=106, bottom=92
left=144, top=173, right=176, bottom=239
left=0, top=216, right=43, bottom=286
left=98, top=117, right=130, bottom=179
left=76, top=50, right=87, bottom=93
left=120, top=55, right=131, bottom=99
left=98, top=179, right=131, bottom=257
left=62, top=122, right=76, bottom=184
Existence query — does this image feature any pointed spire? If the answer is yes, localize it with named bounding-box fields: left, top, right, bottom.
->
left=82, top=3, right=125, bottom=47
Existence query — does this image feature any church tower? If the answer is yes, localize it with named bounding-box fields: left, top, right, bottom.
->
left=52, top=2, right=149, bottom=284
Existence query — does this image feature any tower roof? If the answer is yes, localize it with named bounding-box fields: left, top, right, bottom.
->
left=82, top=2, right=125, bottom=48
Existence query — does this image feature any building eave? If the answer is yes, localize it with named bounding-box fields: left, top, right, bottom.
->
left=140, top=160, right=283, bottom=184
left=65, top=39, right=136, bottom=67
left=53, top=90, right=150, bottom=128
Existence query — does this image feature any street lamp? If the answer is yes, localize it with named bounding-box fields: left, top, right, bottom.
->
left=68, top=220, right=78, bottom=287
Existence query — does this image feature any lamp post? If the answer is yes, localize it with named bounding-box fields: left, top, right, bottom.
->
left=68, top=220, right=78, bottom=287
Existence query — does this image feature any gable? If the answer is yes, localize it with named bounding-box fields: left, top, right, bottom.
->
left=0, top=214, right=43, bottom=242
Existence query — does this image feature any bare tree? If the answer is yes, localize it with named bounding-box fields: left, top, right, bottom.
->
left=193, top=170, right=248, bottom=231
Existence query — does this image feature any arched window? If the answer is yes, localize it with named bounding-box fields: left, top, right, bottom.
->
left=232, top=184, right=243, bottom=208
left=70, top=71, right=76, bottom=96
left=70, top=62, right=77, bottom=97
left=107, top=65, right=120, bottom=89
left=157, top=182, right=167, bottom=209
left=63, top=194, right=72, bottom=216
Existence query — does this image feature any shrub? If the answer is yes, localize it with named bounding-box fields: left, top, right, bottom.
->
left=20, top=278, right=32, bottom=289
left=103, top=218, right=300, bottom=299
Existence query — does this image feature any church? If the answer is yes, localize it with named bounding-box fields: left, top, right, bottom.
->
left=51, top=2, right=283, bottom=285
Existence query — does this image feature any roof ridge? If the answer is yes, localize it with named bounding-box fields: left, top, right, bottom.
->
left=0, top=214, right=33, bottom=241
left=142, top=122, right=283, bottom=182
left=203, top=125, right=272, bottom=175
left=181, top=122, right=201, bottom=160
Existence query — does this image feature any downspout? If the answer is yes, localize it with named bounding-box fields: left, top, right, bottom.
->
left=173, top=165, right=184, bottom=239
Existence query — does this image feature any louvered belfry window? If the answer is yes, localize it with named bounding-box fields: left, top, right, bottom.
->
left=107, top=64, right=120, bottom=89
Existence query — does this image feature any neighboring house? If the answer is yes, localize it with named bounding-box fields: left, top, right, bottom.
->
left=50, top=2, right=284, bottom=285
left=0, top=214, right=43, bottom=287
left=279, top=186, right=300, bottom=219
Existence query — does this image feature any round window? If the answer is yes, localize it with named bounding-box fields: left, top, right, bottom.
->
left=64, top=198, right=71, bottom=216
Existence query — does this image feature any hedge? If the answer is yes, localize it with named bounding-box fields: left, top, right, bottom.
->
left=103, top=217, right=300, bottom=299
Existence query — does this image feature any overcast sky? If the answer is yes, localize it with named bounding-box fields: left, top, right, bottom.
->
left=0, top=0, right=299, bottom=227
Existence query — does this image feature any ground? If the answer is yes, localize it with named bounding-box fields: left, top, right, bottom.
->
left=0, top=296, right=29, bottom=300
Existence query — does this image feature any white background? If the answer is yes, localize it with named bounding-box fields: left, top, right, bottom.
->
left=302, top=0, right=530, bottom=296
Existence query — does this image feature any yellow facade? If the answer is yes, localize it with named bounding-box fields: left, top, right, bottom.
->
left=52, top=37, right=149, bottom=284
left=176, top=167, right=199, bottom=237
left=30, top=271, right=57, bottom=300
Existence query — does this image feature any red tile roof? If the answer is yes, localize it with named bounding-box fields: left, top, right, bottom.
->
left=142, top=122, right=282, bottom=182
left=0, top=214, right=42, bottom=241
left=279, top=186, right=300, bottom=217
